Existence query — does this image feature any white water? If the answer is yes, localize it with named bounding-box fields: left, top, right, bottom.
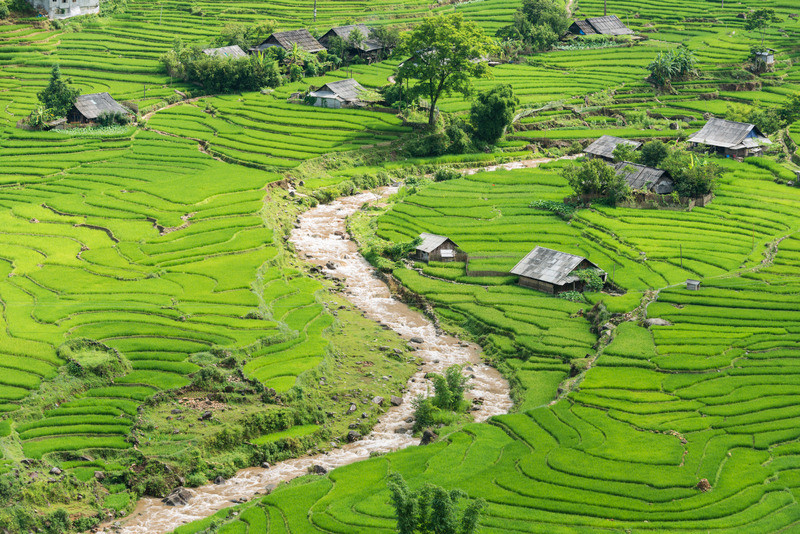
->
left=107, top=187, right=512, bottom=534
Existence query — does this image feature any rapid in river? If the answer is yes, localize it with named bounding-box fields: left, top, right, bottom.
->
left=109, top=186, right=512, bottom=534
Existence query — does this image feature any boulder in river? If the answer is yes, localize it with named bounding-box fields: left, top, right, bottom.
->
left=162, top=487, right=193, bottom=506
left=391, top=396, right=403, bottom=406
left=409, top=337, right=423, bottom=344
left=214, top=476, right=225, bottom=485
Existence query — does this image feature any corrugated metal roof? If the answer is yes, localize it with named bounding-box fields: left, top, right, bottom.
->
left=586, top=15, right=634, bottom=35
left=416, top=233, right=451, bottom=253
left=73, top=93, right=130, bottom=120
left=585, top=135, right=642, bottom=159
left=614, top=161, right=673, bottom=193
left=202, top=45, right=247, bottom=59
left=511, top=246, right=596, bottom=286
left=688, top=118, right=771, bottom=149
left=309, top=78, right=365, bottom=103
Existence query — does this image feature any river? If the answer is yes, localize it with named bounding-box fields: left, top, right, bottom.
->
left=107, top=187, right=512, bottom=533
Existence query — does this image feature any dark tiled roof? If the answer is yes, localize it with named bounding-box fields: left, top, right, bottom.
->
left=321, top=24, right=383, bottom=52
left=309, top=78, right=366, bottom=103
left=688, top=118, right=771, bottom=149
left=585, top=135, right=642, bottom=159
left=570, top=20, right=596, bottom=35
left=255, top=29, right=325, bottom=53
left=202, top=45, right=247, bottom=59
left=586, top=15, right=634, bottom=35
left=614, top=162, right=673, bottom=193
left=511, top=246, right=601, bottom=285
left=415, top=233, right=453, bottom=253
left=73, top=93, right=129, bottom=120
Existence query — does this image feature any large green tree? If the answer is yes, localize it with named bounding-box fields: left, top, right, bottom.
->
left=37, top=65, right=79, bottom=117
left=496, top=0, right=569, bottom=52
left=563, top=158, right=630, bottom=205
left=745, top=9, right=781, bottom=46
left=470, top=84, right=519, bottom=144
left=395, top=13, right=494, bottom=126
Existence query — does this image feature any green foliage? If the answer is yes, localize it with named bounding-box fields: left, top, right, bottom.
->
left=612, top=142, right=639, bottom=164
left=661, top=149, right=720, bottom=197
left=745, top=9, right=782, bottom=46
left=639, top=140, right=669, bottom=168
left=161, top=44, right=283, bottom=93
left=0, top=1, right=9, bottom=19
left=470, top=84, right=519, bottom=145
left=431, top=365, right=469, bottom=412
left=433, top=167, right=461, bottom=182
left=396, top=13, right=494, bottom=125
left=387, top=472, right=486, bottom=534
left=647, top=46, right=697, bottom=88
left=575, top=268, right=605, bottom=292
left=779, top=93, right=800, bottom=125
left=563, top=158, right=630, bottom=205
left=529, top=199, right=575, bottom=218
left=215, top=20, right=276, bottom=49
left=44, top=509, right=71, bottom=534
left=37, top=66, right=79, bottom=117
left=497, top=0, right=569, bottom=52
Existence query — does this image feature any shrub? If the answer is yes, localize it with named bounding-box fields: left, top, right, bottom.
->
left=433, top=167, right=461, bottom=182
left=639, top=140, right=669, bottom=168
left=575, top=269, right=605, bottom=292
left=661, top=149, right=720, bottom=197
left=497, top=0, right=569, bottom=52
left=470, top=84, right=519, bottom=145
left=562, top=158, right=630, bottom=205
left=0, top=1, right=9, bottom=18
left=37, top=65, right=79, bottom=117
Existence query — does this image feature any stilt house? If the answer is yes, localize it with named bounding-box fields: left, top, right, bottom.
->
left=250, top=29, right=325, bottom=54
left=414, top=233, right=464, bottom=263
left=511, top=246, right=606, bottom=294
left=688, top=118, right=771, bottom=159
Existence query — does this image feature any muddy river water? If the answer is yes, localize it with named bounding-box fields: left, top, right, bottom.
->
left=109, top=187, right=512, bottom=533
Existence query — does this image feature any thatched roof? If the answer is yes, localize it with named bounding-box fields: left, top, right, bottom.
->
left=73, top=93, right=130, bottom=120
left=688, top=118, right=771, bottom=150
left=570, top=15, right=633, bottom=35
left=614, top=162, right=673, bottom=193
left=585, top=135, right=642, bottom=159
left=309, top=79, right=366, bottom=104
left=254, top=29, right=325, bottom=53
left=416, top=233, right=454, bottom=253
left=202, top=45, right=247, bottom=59
left=511, top=247, right=601, bottom=285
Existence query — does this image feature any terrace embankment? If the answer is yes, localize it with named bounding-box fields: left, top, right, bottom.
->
left=110, top=188, right=512, bottom=534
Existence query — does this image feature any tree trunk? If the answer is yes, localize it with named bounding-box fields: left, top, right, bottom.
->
left=428, top=104, right=436, bottom=126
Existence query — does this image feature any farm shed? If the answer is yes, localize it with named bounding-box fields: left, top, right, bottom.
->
left=585, top=135, right=642, bottom=161
left=67, top=93, right=131, bottom=125
left=614, top=162, right=674, bottom=194
left=319, top=24, right=387, bottom=60
left=569, top=15, right=633, bottom=36
left=26, top=0, right=98, bottom=19
left=414, top=233, right=464, bottom=263
left=202, top=45, right=247, bottom=59
left=511, top=246, right=606, bottom=294
left=308, top=79, right=365, bottom=109
left=688, top=118, right=771, bottom=159
left=250, top=30, right=325, bottom=54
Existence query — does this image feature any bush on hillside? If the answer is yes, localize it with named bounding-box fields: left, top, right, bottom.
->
left=37, top=65, right=79, bottom=117
left=563, top=158, right=630, bottom=205
left=470, top=84, right=519, bottom=145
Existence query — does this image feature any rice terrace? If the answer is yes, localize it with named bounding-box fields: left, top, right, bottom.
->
left=1, top=0, right=800, bottom=531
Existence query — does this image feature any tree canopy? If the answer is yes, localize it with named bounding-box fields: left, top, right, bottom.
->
left=37, top=65, right=79, bottom=117
left=496, top=0, right=569, bottom=52
left=395, top=13, right=494, bottom=125
left=563, top=158, right=630, bottom=205
left=470, top=84, right=519, bottom=144
left=745, top=9, right=781, bottom=46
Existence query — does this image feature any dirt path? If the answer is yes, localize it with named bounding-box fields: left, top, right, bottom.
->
left=104, top=187, right=512, bottom=534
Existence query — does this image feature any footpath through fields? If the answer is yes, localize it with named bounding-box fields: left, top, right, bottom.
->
left=108, top=188, right=512, bottom=534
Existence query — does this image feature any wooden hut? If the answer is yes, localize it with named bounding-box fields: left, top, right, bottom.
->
left=308, top=79, right=366, bottom=109
left=414, top=233, right=464, bottom=263
left=569, top=15, right=633, bottom=36
left=688, top=118, right=771, bottom=159
left=319, top=24, right=387, bottom=61
left=202, top=45, right=247, bottom=59
left=250, top=29, right=325, bottom=54
left=67, top=93, right=131, bottom=125
left=585, top=135, right=642, bottom=161
left=511, top=246, right=606, bottom=294
left=614, top=162, right=674, bottom=194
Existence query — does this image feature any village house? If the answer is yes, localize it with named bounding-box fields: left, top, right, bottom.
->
left=308, top=79, right=366, bottom=109
left=510, top=246, right=606, bottom=294
left=569, top=15, right=633, bottom=36
left=614, top=162, right=674, bottom=194
left=26, top=0, right=98, bottom=19
left=585, top=135, right=642, bottom=161
left=688, top=117, right=771, bottom=160
left=318, top=24, right=387, bottom=61
left=202, top=45, right=247, bottom=59
left=67, top=93, right=131, bottom=125
left=250, top=29, right=325, bottom=54
left=414, top=233, right=464, bottom=263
